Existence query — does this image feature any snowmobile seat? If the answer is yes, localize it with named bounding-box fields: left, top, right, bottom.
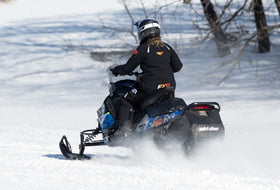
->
left=140, top=86, right=175, bottom=110
left=146, top=97, right=187, bottom=117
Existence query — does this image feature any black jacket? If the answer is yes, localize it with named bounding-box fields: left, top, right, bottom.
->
left=112, top=42, right=183, bottom=94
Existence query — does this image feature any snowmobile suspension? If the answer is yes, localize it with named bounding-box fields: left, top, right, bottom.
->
left=79, top=127, right=105, bottom=155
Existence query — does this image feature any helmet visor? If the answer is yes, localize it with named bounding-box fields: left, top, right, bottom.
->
left=137, top=22, right=160, bottom=34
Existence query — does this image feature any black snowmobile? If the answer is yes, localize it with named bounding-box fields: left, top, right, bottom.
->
left=59, top=70, right=225, bottom=160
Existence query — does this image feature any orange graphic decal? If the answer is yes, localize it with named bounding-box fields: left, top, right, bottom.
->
left=154, top=118, right=163, bottom=127
left=157, top=83, right=171, bottom=89
left=156, top=51, right=164, bottom=56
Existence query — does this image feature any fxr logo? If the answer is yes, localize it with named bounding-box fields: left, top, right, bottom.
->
left=157, top=83, right=170, bottom=89
left=156, top=51, right=164, bottom=55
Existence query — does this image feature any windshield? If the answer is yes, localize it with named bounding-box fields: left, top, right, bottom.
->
left=107, top=65, right=138, bottom=84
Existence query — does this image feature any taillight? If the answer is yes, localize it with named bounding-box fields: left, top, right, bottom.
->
left=194, top=105, right=212, bottom=110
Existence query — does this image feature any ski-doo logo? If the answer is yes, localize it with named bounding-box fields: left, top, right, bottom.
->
left=156, top=51, right=164, bottom=56
left=198, top=126, right=219, bottom=132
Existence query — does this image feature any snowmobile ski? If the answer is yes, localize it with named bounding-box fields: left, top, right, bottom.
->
left=59, top=136, right=91, bottom=160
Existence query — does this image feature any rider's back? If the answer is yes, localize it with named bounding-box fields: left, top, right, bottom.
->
left=114, top=40, right=182, bottom=94
left=136, top=41, right=182, bottom=93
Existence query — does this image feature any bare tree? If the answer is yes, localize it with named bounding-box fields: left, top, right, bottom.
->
left=183, top=0, right=191, bottom=4
left=253, top=0, right=270, bottom=53
left=221, top=0, right=249, bottom=31
left=94, top=0, right=179, bottom=62
left=200, top=0, right=230, bottom=57
left=275, top=0, right=280, bottom=16
left=0, top=0, right=12, bottom=2
left=187, top=0, right=279, bottom=83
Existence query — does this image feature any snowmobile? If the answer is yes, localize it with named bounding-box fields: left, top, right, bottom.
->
left=59, top=69, right=225, bottom=160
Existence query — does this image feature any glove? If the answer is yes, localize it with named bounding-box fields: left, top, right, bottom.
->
left=111, top=66, right=122, bottom=76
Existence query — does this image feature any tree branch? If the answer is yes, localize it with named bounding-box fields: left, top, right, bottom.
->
left=221, top=0, right=249, bottom=30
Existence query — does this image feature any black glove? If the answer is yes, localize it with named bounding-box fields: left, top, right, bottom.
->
left=111, top=66, right=122, bottom=76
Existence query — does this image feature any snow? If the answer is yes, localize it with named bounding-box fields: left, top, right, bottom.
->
left=0, top=0, right=122, bottom=26
left=0, top=0, right=280, bottom=189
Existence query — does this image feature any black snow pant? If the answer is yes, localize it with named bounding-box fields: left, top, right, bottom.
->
left=117, top=88, right=148, bottom=131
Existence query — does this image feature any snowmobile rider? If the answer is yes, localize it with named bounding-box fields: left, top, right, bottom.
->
left=111, top=19, right=183, bottom=136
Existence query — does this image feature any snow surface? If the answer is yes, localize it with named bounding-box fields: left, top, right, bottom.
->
left=0, top=0, right=280, bottom=189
